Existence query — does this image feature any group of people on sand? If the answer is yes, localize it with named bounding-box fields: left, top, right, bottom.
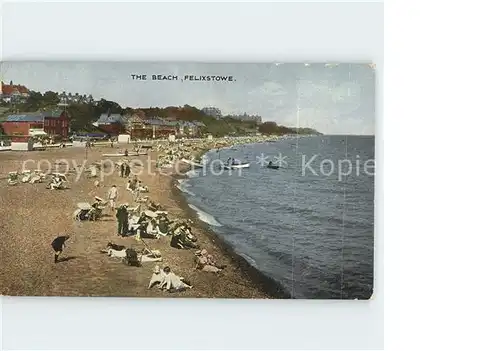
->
left=51, top=144, right=226, bottom=297
left=114, top=201, right=198, bottom=250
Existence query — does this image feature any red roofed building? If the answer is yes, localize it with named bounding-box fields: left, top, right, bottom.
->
left=1, top=81, right=30, bottom=103
left=1, top=110, right=70, bottom=141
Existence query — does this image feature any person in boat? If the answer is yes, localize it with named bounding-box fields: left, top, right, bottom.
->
left=268, top=161, right=273, bottom=167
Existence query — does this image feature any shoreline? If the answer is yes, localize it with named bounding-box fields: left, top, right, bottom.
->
left=170, top=147, right=292, bottom=299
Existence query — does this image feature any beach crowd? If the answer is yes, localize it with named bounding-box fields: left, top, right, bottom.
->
left=5, top=135, right=280, bottom=294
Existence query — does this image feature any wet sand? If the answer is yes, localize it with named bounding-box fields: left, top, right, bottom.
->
left=0, top=146, right=286, bottom=298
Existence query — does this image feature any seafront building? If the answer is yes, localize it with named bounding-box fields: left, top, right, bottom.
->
left=1, top=110, right=71, bottom=141
left=92, top=113, right=206, bottom=139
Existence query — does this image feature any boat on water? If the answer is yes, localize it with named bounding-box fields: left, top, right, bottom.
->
left=267, top=165, right=280, bottom=169
left=224, top=163, right=250, bottom=170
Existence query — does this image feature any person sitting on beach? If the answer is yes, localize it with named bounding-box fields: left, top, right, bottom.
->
left=160, top=266, right=192, bottom=292
left=157, top=217, right=170, bottom=236
left=170, top=224, right=199, bottom=249
left=147, top=219, right=160, bottom=236
left=126, top=180, right=133, bottom=192
left=170, top=230, right=186, bottom=249
left=106, top=248, right=163, bottom=263
left=148, top=265, right=167, bottom=289
left=137, top=181, right=149, bottom=193
left=194, top=249, right=225, bottom=273
left=106, top=242, right=126, bottom=251
left=148, top=201, right=163, bottom=212
left=183, top=224, right=197, bottom=242
left=49, top=175, right=63, bottom=190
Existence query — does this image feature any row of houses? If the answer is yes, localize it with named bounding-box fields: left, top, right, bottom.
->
left=58, top=92, right=95, bottom=105
left=226, top=113, right=263, bottom=124
left=201, top=107, right=263, bottom=124
left=1, top=111, right=206, bottom=141
left=94, top=113, right=206, bottom=138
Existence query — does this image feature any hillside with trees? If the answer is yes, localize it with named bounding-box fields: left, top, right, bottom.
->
left=0, top=90, right=321, bottom=137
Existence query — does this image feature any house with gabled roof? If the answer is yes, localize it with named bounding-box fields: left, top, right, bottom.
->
left=93, top=113, right=127, bottom=135
left=1, top=110, right=70, bottom=141
left=179, top=120, right=206, bottom=136
left=1, top=81, right=30, bottom=103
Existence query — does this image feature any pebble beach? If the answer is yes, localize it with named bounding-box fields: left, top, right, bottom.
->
left=0, top=138, right=289, bottom=298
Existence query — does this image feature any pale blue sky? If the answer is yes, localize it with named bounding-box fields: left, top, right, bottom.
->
left=1, top=62, right=375, bottom=135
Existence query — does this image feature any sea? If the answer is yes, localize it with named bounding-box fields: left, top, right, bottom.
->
left=177, top=135, right=375, bottom=299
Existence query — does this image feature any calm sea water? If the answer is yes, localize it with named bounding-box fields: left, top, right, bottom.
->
left=179, top=135, right=375, bottom=299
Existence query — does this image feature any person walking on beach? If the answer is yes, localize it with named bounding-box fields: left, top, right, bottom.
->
left=108, top=185, right=118, bottom=210
left=133, top=186, right=140, bottom=203
left=51, top=235, right=70, bottom=264
left=124, top=163, right=131, bottom=177
left=120, top=163, right=125, bottom=177
left=116, top=204, right=129, bottom=236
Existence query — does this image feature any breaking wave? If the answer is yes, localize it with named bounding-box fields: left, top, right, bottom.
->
left=176, top=182, right=195, bottom=196
left=188, top=204, right=222, bottom=227
left=238, top=252, right=258, bottom=268
left=185, top=170, right=199, bottom=178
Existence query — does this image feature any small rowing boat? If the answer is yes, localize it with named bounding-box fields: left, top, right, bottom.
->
left=267, top=165, right=280, bottom=169
left=224, top=163, right=250, bottom=170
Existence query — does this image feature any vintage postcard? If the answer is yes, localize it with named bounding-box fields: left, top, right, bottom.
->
left=0, top=62, right=375, bottom=299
